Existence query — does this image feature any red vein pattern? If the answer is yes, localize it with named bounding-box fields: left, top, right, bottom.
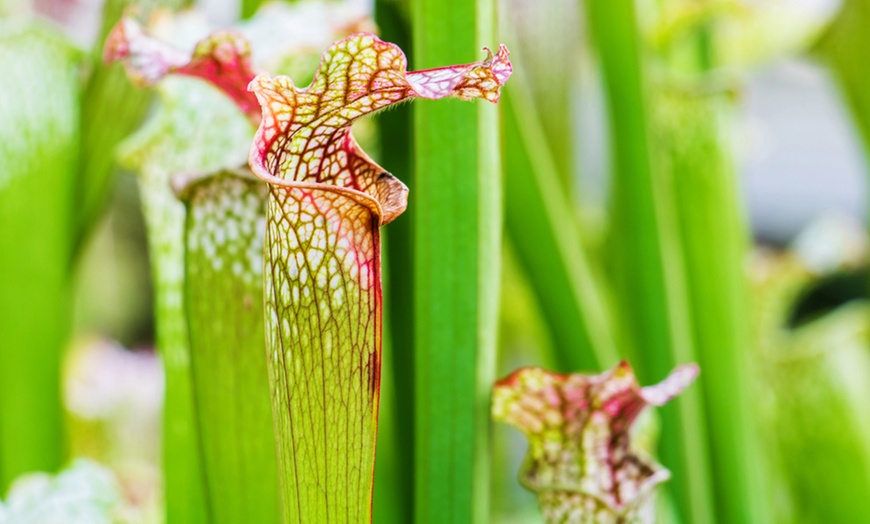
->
left=247, top=33, right=511, bottom=522
left=492, top=362, right=699, bottom=524
left=104, top=17, right=260, bottom=121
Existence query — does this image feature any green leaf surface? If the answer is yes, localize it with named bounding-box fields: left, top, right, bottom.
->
left=410, top=0, right=502, bottom=521
left=817, top=0, right=870, bottom=165
left=0, top=22, right=81, bottom=487
left=373, top=3, right=415, bottom=523
left=117, top=76, right=254, bottom=524
left=179, top=170, right=280, bottom=524
left=655, top=87, right=766, bottom=523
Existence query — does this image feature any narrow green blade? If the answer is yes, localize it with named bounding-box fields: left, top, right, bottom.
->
left=817, top=0, right=870, bottom=157
left=583, top=0, right=716, bottom=521
left=502, top=68, right=619, bottom=372
left=0, top=23, right=80, bottom=487
left=657, top=89, right=766, bottom=523
left=411, top=0, right=501, bottom=521
left=373, top=3, right=416, bottom=521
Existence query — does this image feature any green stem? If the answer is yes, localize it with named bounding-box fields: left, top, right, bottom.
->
left=817, top=0, right=870, bottom=183
left=0, top=25, right=80, bottom=488
left=657, top=87, right=766, bottom=523
left=374, top=2, right=415, bottom=522
left=502, top=67, right=619, bottom=371
left=411, top=0, right=500, bottom=521
left=584, top=0, right=716, bottom=521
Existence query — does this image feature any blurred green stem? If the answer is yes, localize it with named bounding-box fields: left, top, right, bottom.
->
left=656, top=87, right=765, bottom=523
left=0, top=25, right=80, bottom=487
left=411, top=0, right=501, bottom=521
left=502, top=66, right=619, bottom=372
left=584, top=0, right=716, bottom=521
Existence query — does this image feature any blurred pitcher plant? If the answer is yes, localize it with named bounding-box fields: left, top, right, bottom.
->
left=493, top=361, right=699, bottom=523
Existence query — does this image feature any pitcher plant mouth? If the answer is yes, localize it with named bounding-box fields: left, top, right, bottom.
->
left=492, top=361, right=699, bottom=522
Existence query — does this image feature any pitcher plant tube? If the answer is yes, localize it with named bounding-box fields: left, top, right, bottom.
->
left=247, top=32, right=511, bottom=522
left=492, top=361, right=699, bottom=523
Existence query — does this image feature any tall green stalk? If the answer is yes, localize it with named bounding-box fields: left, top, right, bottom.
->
left=374, top=2, right=415, bottom=522
left=656, top=87, right=766, bottom=523
left=583, top=0, right=715, bottom=521
left=411, top=0, right=501, bottom=521
left=502, top=66, right=619, bottom=371
left=0, top=24, right=80, bottom=487
left=817, top=0, right=870, bottom=157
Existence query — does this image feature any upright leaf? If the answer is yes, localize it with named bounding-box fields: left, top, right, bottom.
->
left=372, top=3, right=416, bottom=521
left=247, top=32, right=510, bottom=522
left=178, top=170, right=280, bottom=524
left=584, top=0, right=716, bottom=521
left=0, top=23, right=80, bottom=487
left=654, top=86, right=766, bottom=523
left=410, top=0, right=504, bottom=521
left=816, top=0, right=870, bottom=158
left=502, top=67, right=619, bottom=372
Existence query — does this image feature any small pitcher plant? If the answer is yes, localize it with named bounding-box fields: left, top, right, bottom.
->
left=493, top=361, right=699, bottom=523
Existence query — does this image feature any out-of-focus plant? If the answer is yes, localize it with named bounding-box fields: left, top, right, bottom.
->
left=109, top=18, right=254, bottom=518
left=177, top=170, right=280, bottom=524
left=64, top=338, right=162, bottom=519
left=493, top=361, right=698, bottom=523
left=580, top=0, right=846, bottom=520
left=0, top=0, right=187, bottom=489
left=750, top=216, right=870, bottom=524
left=0, top=459, right=130, bottom=524
left=817, top=0, right=870, bottom=163
left=0, top=22, right=81, bottom=488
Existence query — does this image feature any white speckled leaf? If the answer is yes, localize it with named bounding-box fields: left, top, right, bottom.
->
left=177, top=169, right=280, bottom=524
left=116, top=75, right=254, bottom=522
